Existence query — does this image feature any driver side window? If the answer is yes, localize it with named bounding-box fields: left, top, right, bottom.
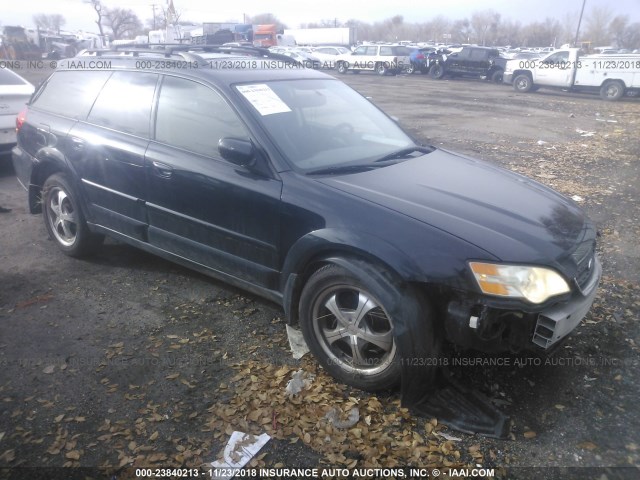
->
left=155, top=76, right=248, bottom=158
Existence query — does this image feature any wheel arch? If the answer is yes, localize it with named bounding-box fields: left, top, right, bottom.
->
left=29, top=149, right=71, bottom=214
left=281, top=229, right=423, bottom=326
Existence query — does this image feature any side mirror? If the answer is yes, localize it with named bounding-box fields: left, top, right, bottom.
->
left=218, top=138, right=255, bottom=167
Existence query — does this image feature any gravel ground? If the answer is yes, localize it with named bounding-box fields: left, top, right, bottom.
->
left=0, top=64, right=638, bottom=480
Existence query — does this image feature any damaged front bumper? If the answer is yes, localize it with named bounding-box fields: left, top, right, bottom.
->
left=445, top=256, right=602, bottom=353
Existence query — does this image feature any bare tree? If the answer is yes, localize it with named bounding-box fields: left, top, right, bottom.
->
left=84, top=0, right=105, bottom=37
left=104, top=7, right=143, bottom=39
left=608, top=15, right=639, bottom=49
left=584, top=5, right=613, bottom=46
left=33, top=14, right=66, bottom=34
left=470, top=10, right=501, bottom=45
left=451, top=18, right=472, bottom=44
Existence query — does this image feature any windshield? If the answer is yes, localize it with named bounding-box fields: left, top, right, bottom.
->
left=235, top=79, right=416, bottom=172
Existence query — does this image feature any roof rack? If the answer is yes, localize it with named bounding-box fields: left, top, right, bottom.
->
left=77, top=44, right=300, bottom=67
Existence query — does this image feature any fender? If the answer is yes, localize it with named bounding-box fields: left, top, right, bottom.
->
left=280, top=228, right=427, bottom=324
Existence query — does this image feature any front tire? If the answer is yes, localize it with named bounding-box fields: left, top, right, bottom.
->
left=42, top=173, right=103, bottom=257
left=376, top=62, right=388, bottom=76
left=430, top=63, right=445, bottom=79
left=513, top=73, right=534, bottom=92
left=299, top=261, right=438, bottom=392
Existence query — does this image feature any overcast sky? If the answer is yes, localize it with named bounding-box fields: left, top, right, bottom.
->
left=3, top=0, right=639, bottom=33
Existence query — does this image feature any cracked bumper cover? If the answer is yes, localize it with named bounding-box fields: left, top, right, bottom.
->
left=533, top=255, right=602, bottom=349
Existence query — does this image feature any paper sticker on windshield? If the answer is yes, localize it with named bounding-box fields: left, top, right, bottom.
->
left=236, top=84, right=291, bottom=116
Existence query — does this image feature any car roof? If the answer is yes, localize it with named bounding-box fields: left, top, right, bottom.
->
left=65, top=45, right=331, bottom=86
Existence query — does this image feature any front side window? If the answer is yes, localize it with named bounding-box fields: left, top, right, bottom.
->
left=155, top=76, right=248, bottom=157
left=87, top=71, right=158, bottom=137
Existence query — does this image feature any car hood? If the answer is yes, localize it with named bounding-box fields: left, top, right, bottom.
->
left=317, top=148, right=592, bottom=266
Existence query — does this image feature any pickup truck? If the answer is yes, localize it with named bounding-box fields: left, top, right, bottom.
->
left=504, top=48, right=640, bottom=101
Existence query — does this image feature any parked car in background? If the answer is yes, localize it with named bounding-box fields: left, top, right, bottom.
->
left=310, top=46, right=351, bottom=69
left=335, top=44, right=412, bottom=75
left=430, top=46, right=507, bottom=83
left=281, top=50, right=322, bottom=69
left=0, top=68, right=34, bottom=155
left=407, top=47, right=437, bottom=74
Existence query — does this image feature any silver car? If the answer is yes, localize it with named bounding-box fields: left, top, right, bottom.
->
left=0, top=68, right=35, bottom=154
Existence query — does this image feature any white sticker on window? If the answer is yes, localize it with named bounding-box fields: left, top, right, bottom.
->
left=236, top=84, right=291, bottom=116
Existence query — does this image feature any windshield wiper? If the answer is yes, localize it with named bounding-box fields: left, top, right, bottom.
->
left=307, top=164, right=379, bottom=175
left=374, top=145, right=435, bottom=163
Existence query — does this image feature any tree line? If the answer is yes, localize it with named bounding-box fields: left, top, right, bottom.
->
left=29, top=3, right=640, bottom=49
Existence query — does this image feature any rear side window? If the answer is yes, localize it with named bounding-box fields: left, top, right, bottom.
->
left=87, top=71, right=158, bottom=137
left=31, top=71, right=111, bottom=119
left=155, top=76, right=248, bottom=158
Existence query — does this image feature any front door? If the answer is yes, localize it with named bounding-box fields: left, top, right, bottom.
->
left=145, top=75, right=282, bottom=290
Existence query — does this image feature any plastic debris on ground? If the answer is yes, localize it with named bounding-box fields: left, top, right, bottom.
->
left=571, top=195, right=584, bottom=202
left=576, top=128, right=595, bottom=137
left=435, top=430, right=462, bottom=441
left=210, top=431, right=271, bottom=480
left=537, top=140, right=548, bottom=145
left=285, top=369, right=315, bottom=397
left=285, top=325, right=309, bottom=359
left=325, top=407, right=360, bottom=429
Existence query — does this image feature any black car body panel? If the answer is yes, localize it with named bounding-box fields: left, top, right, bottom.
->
left=432, top=46, right=507, bottom=80
left=13, top=53, right=600, bottom=362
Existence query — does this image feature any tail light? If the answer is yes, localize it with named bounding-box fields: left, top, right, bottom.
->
left=417, top=53, right=425, bottom=60
left=16, top=107, right=27, bottom=133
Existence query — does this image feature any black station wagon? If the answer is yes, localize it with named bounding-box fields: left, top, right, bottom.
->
left=13, top=47, right=601, bottom=395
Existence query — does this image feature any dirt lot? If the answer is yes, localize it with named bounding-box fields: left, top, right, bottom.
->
left=0, top=64, right=639, bottom=479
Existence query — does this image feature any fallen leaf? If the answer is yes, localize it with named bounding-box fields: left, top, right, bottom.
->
left=65, top=450, right=81, bottom=460
left=524, top=431, right=537, bottom=439
left=42, top=365, right=56, bottom=374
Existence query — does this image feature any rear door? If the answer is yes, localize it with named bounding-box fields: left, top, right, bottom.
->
left=69, top=71, right=159, bottom=241
left=145, top=75, right=282, bottom=289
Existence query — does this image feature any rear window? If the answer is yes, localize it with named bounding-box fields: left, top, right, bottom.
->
left=0, top=69, right=28, bottom=85
left=391, top=46, right=412, bottom=56
left=31, top=71, right=111, bottom=119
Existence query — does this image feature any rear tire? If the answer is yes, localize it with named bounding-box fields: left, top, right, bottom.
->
left=407, top=63, right=416, bottom=75
left=600, top=80, right=625, bottom=101
left=42, top=173, right=103, bottom=257
left=337, top=61, right=348, bottom=74
left=490, top=69, right=503, bottom=83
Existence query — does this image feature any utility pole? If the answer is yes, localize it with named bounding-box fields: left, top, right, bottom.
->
left=151, top=3, right=157, bottom=30
left=574, top=0, right=587, bottom=47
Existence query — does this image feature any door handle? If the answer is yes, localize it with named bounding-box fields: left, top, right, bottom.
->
left=152, top=161, right=173, bottom=178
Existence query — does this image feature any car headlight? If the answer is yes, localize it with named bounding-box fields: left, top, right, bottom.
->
left=469, top=262, right=570, bottom=304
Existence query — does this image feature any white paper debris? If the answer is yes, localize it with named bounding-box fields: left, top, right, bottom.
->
left=236, top=84, right=291, bottom=116
left=285, top=369, right=315, bottom=397
left=285, top=325, right=309, bottom=359
left=537, top=140, right=548, bottom=145
left=435, top=431, right=462, bottom=441
left=571, top=195, right=584, bottom=202
left=210, top=431, right=271, bottom=480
